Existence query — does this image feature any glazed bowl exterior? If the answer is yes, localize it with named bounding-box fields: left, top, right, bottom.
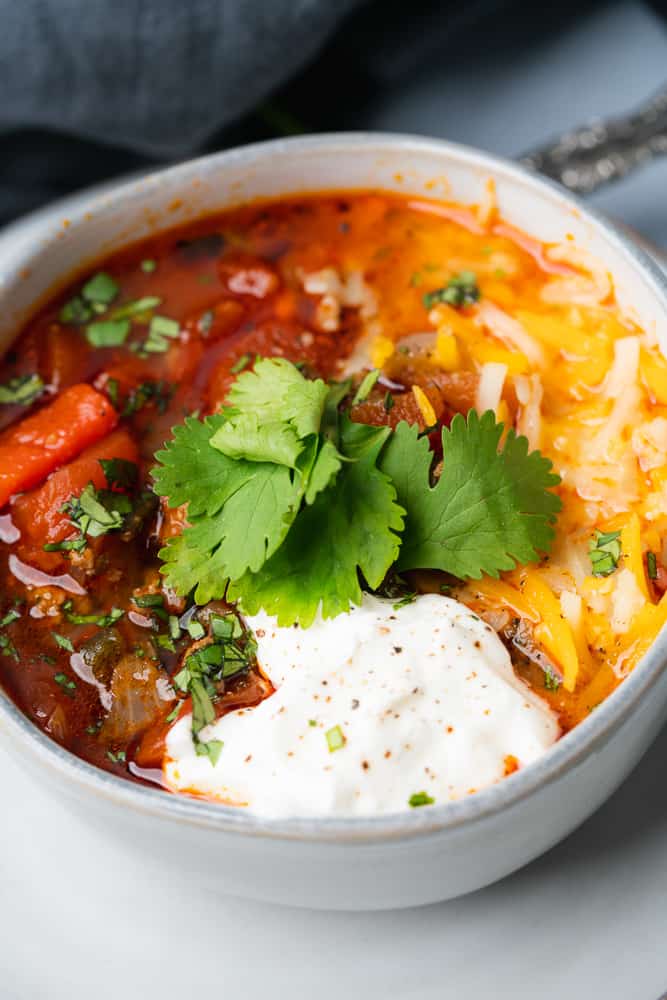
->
left=1, top=134, right=666, bottom=911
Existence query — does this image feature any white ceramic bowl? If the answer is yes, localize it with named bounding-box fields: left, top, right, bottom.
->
left=1, top=134, right=666, bottom=911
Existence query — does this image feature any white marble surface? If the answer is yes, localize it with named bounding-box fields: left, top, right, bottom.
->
left=1, top=2, right=667, bottom=997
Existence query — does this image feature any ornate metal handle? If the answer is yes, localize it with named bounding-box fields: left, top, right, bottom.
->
left=520, top=84, right=667, bottom=194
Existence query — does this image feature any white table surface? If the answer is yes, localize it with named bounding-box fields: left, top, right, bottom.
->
left=2, top=2, right=667, bottom=997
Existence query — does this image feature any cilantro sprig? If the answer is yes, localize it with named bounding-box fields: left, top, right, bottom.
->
left=380, top=413, right=561, bottom=578
left=153, top=359, right=561, bottom=627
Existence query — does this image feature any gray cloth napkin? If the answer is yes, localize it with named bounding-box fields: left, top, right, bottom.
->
left=2, top=0, right=360, bottom=156
left=0, top=0, right=362, bottom=220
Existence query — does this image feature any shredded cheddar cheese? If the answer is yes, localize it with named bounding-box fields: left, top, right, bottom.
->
left=412, top=385, right=437, bottom=426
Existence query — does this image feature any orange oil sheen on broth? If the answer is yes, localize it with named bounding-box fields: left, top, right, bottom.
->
left=0, top=189, right=665, bottom=789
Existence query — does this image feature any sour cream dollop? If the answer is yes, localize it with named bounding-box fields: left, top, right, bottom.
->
left=164, top=594, right=560, bottom=817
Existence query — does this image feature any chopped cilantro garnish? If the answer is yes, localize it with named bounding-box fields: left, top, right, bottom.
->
left=408, top=791, right=434, bottom=808
left=111, top=296, right=162, bottom=321
left=0, top=608, right=20, bottom=628
left=308, top=719, right=317, bottom=727
left=543, top=667, right=561, bottom=691
left=351, top=369, right=380, bottom=406
left=0, top=634, right=19, bottom=660
left=106, top=750, right=127, bottom=764
left=165, top=701, right=183, bottom=724
left=132, top=593, right=164, bottom=608
left=423, top=271, right=479, bottom=309
left=589, top=530, right=622, bottom=577
left=647, top=551, right=658, bottom=581
left=54, top=672, right=76, bottom=694
left=325, top=725, right=346, bottom=752
left=62, top=482, right=131, bottom=539
left=60, top=296, right=93, bottom=326
left=230, top=353, right=252, bottom=375
left=99, top=457, right=138, bottom=491
left=44, top=536, right=88, bottom=553
left=53, top=633, right=75, bottom=653
left=393, top=593, right=416, bottom=610
left=62, top=601, right=124, bottom=627
left=187, top=620, right=206, bottom=640
left=0, top=374, right=44, bottom=406
left=82, top=272, right=119, bottom=306
left=143, top=315, right=180, bottom=354
left=211, top=613, right=239, bottom=640
left=141, top=259, right=157, bottom=273
left=86, top=319, right=130, bottom=348
left=170, top=616, right=256, bottom=761
left=195, top=739, right=224, bottom=765
left=121, top=379, right=174, bottom=417
left=106, top=377, right=120, bottom=407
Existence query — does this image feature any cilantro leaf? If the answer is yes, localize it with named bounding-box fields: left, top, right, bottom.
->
left=303, top=438, right=343, bottom=505
left=154, top=415, right=304, bottom=593
left=153, top=415, right=260, bottom=518
left=229, top=418, right=404, bottom=626
left=212, top=412, right=306, bottom=468
left=210, top=357, right=329, bottom=466
left=0, top=374, right=44, bottom=406
left=227, top=357, right=329, bottom=439
left=423, top=271, right=480, bottom=309
left=99, top=457, right=138, bottom=490
left=159, top=462, right=302, bottom=600
left=380, top=411, right=561, bottom=579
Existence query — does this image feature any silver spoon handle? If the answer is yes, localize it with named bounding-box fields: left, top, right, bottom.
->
left=519, top=84, right=667, bottom=194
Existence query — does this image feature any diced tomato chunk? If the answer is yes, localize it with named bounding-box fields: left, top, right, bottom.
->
left=12, top=428, right=139, bottom=546
left=0, top=384, right=118, bottom=507
left=206, top=318, right=356, bottom=410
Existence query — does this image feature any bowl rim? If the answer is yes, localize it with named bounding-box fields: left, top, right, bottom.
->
left=1, top=130, right=667, bottom=843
